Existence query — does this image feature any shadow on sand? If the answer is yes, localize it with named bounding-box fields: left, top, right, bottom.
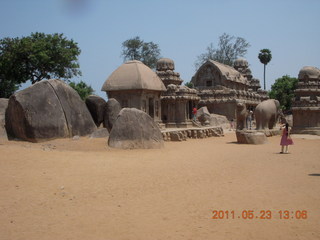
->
left=308, top=173, right=320, bottom=177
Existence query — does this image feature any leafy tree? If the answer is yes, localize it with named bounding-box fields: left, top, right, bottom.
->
left=258, top=49, right=272, bottom=90
left=0, top=74, right=19, bottom=98
left=195, top=33, right=250, bottom=69
left=0, top=32, right=81, bottom=98
left=269, top=75, right=298, bottom=111
left=69, top=80, right=94, bottom=100
left=184, top=81, right=194, bottom=88
left=121, top=36, right=161, bottom=69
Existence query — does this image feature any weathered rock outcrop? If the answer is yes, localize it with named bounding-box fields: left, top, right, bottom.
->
left=0, top=98, right=9, bottom=139
left=209, top=114, right=229, bottom=129
left=85, top=95, right=107, bottom=127
left=5, top=79, right=96, bottom=142
left=104, top=98, right=121, bottom=132
left=196, top=106, right=211, bottom=125
left=108, top=108, right=164, bottom=149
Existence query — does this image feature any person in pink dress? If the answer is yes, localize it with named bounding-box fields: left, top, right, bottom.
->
left=280, top=123, right=293, bottom=153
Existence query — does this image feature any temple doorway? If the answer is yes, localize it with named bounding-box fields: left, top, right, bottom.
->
left=148, top=98, right=154, bottom=118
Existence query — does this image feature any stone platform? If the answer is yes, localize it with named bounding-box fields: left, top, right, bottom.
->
left=161, top=126, right=224, bottom=141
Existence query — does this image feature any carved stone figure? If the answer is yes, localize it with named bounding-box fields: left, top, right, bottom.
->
left=254, top=99, right=281, bottom=130
left=236, top=102, right=247, bottom=130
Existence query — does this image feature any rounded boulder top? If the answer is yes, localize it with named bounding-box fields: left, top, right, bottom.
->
left=101, top=60, right=166, bottom=92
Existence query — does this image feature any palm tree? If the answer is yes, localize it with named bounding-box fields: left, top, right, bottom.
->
left=258, top=49, right=272, bottom=90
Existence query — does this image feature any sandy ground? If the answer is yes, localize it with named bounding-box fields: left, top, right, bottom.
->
left=0, top=132, right=319, bottom=240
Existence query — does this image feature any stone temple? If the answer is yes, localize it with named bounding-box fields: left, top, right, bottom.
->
left=156, top=58, right=200, bottom=128
left=101, top=60, right=166, bottom=125
left=191, top=59, right=268, bottom=120
left=102, top=58, right=266, bottom=129
left=292, top=66, right=320, bottom=135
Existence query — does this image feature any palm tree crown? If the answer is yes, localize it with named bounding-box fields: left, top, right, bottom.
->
left=258, top=49, right=272, bottom=65
left=258, top=49, right=272, bottom=90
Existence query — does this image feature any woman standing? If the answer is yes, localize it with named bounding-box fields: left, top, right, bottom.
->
left=280, top=123, right=294, bottom=153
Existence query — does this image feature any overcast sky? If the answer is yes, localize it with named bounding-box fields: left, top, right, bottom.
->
left=1, top=0, right=319, bottom=98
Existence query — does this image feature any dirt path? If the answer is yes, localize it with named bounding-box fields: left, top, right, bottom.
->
left=0, top=133, right=319, bottom=240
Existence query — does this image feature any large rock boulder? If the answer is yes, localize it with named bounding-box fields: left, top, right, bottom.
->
left=209, top=114, right=230, bottom=129
left=108, top=108, right=164, bottom=149
left=104, top=98, right=121, bottom=132
left=5, top=79, right=96, bottom=142
left=196, top=106, right=211, bottom=125
left=0, top=98, right=9, bottom=139
left=85, top=95, right=107, bottom=127
left=236, top=130, right=267, bottom=144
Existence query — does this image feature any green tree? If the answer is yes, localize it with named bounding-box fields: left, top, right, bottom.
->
left=121, top=36, right=161, bottom=69
left=184, top=81, right=194, bottom=88
left=0, top=32, right=81, bottom=98
left=0, top=74, right=19, bottom=98
left=269, top=75, right=298, bottom=111
left=258, top=49, right=272, bottom=90
left=69, top=80, right=94, bottom=100
left=195, top=33, right=250, bottom=69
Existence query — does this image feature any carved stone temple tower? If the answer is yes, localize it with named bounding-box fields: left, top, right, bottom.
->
left=156, top=58, right=200, bottom=128
left=292, top=66, right=320, bottom=135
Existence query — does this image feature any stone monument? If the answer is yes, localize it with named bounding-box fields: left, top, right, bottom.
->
left=156, top=58, right=200, bottom=128
left=292, top=66, right=320, bottom=135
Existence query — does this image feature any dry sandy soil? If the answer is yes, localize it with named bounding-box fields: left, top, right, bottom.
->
left=0, top=132, right=319, bottom=240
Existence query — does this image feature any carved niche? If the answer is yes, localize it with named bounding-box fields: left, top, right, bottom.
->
left=197, top=65, right=222, bottom=87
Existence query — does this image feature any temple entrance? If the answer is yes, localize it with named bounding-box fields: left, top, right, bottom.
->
left=148, top=98, right=154, bottom=118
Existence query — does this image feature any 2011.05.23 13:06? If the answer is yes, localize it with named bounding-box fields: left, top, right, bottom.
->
left=211, top=210, right=308, bottom=220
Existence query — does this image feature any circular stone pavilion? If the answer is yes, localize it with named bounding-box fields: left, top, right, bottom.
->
left=101, top=60, right=166, bottom=123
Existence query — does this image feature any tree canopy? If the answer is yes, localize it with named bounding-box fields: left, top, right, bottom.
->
left=0, top=32, right=81, bottom=98
left=258, top=49, right=272, bottom=65
left=69, top=80, right=94, bottom=100
left=121, top=36, right=161, bottom=69
left=269, top=75, right=298, bottom=111
left=195, top=33, right=250, bottom=69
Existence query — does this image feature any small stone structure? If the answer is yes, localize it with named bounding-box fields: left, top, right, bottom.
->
left=191, top=59, right=268, bottom=120
left=156, top=58, right=200, bottom=128
left=292, top=66, right=320, bottom=135
left=101, top=60, right=166, bottom=124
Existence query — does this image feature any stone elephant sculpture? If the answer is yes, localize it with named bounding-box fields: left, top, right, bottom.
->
left=254, top=99, right=281, bottom=130
left=236, top=102, right=247, bottom=130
